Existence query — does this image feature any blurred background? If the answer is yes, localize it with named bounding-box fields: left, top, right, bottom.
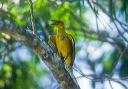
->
left=0, top=0, right=128, bottom=89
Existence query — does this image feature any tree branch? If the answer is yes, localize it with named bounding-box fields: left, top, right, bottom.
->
left=74, top=67, right=128, bottom=89
left=29, top=0, right=37, bottom=35
left=0, top=18, right=80, bottom=89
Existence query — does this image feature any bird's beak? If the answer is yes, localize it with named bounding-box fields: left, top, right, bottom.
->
left=51, top=20, right=58, bottom=25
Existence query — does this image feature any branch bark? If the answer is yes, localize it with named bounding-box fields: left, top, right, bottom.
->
left=0, top=18, right=80, bottom=89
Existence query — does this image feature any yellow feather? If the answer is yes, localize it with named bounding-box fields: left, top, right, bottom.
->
left=48, top=20, right=75, bottom=69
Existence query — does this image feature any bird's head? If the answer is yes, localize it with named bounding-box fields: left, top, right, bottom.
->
left=51, top=20, right=65, bottom=29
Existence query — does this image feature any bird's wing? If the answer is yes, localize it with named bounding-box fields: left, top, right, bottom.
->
left=68, top=34, right=75, bottom=66
left=48, top=35, right=57, bottom=52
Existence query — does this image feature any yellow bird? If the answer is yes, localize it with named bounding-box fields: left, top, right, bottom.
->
left=48, top=20, right=75, bottom=69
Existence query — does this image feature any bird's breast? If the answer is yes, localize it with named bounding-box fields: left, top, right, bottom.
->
left=56, top=36, right=72, bottom=52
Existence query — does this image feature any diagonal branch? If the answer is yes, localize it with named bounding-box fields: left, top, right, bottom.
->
left=0, top=18, right=80, bottom=89
left=109, top=46, right=128, bottom=78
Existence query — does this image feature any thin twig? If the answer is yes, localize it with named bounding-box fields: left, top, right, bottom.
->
left=94, top=3, right=99, bottom=32
left=87, top=0, right=107, bottom=30
left=97, top=12, right=113, bottom=30
left=115, top=17, right=128, bottom=27
left=109, top=46, right=128, bottom=78
left=115, top=17, right=128, bottom=33
left=113, top=21, right=128, bottom=42
left=92, top=1, right=128, bottom=42
left=120, top=76, right=128, bottom=80
left=74, top=65, right=128, bottom=88
left=29, top=0, right=37, bottom=35
left=109, top=81, right=114, bottom=89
